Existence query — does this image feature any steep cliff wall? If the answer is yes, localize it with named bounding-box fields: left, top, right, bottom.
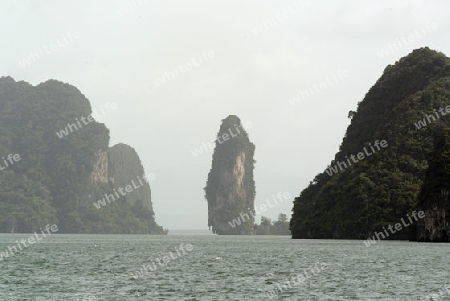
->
left=417, top=128, right=450, bottom=242
left=91, top=149, right=109, bottom=184
left=205, top=115, right=256, bottom=235
left=418, top=208, right=449, bottom=242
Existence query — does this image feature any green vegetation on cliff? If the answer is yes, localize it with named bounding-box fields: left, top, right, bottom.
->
left=109, top=144, right=154, bottom=212
left=108, top=143, right=166, bottom=234
left=290, top=47, right=450, bottom=239
left=0, top=77, right=166, bottom=234
left=205, top=115, right=256, bottom=234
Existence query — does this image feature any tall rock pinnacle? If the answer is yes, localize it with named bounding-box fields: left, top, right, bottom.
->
left=204, top=115, right=256, bottom=235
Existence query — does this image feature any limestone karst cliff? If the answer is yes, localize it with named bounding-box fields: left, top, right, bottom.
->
left=417, top=127, right=450, bottom=242
left=290, top=47, right=450, bottom=240
left=204, top=115, right=256, bottom=235
left=0, top=76, right=166, bottom=234
left=91, top=150, right=110, bottom=184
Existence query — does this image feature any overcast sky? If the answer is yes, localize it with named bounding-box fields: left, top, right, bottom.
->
left=1, top=0, right=449, bottom=230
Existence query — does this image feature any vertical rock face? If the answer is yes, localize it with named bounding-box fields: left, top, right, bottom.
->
left=204, top=115, right=256, bottom=235
left=417, top=128, right=450, bottom=242
left=418, top=208, right=449, bottom=242
left=91, top=149, right=109, bottom=184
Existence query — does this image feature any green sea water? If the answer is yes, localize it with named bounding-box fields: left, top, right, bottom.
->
left=0, top=234, right=449, bottom=300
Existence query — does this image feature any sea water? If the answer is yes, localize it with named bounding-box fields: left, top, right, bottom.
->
left=0, top=234, right=449, bottom=300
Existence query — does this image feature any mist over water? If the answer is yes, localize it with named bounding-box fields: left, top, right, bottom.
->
left=1, top=234, right=448, bottom=300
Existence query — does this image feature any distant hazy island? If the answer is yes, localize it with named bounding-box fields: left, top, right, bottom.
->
left=0, top=77, right=166, bottom=234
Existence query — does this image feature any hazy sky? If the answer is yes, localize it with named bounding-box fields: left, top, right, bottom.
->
left=1, top=0, right=449, bottom=230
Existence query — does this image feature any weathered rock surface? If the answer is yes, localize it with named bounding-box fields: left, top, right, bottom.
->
left=417, top=128, right=450, bottom=242
left=205, top=115, right=256, bottom=235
